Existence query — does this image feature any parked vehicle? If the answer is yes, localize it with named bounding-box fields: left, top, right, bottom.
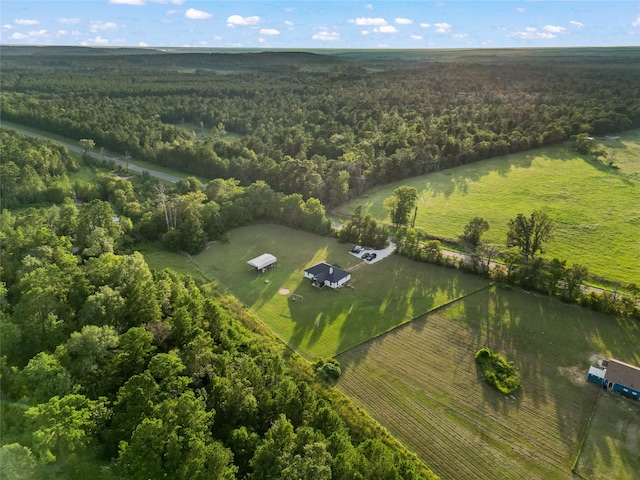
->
left=361, top=252, right=372, bottom=260
left=369, top=253, right=377, bottom=260
left=351, top=245, right=364, bottom=254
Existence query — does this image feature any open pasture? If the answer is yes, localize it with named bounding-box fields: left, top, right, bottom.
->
left=575, top=391, right=640, bottom=479
left=187, top=224, right=488, bottom=359
left=336, top=285, right=640, bottom=480
left=336, top=133, right=640, bottom=286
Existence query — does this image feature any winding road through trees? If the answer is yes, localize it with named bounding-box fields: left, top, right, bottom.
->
left=2, top=123, right=182, bottom=183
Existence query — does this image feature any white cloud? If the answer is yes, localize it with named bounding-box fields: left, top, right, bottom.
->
left=214, top=35, right=222, bottom=41
left=395, top=18, right=412, bottom=25
left=452, top=33, right=467, bottom=39
left=633, top=15, right=640, bottom=28
left=259, top=38, right=266, bottom=43
left=11, top=32, right=28, bottom=40
left=185, top=8, right=213, bottom=20
left=226, top=15, right=259, bottom=26
left=260, top=28, right=280, bottom=36
left=516, top=8, right=525, bottom=13
left=365, top=3, right=373, bottom=9
left=570, top=20, right=584, bottom=28
left=350, top=17, right=387, bottom=26
left=109, top=0, right=145, bottom=5
left=374, top=25, right=397, bottom=34
left=3, top=24, right=14, bottom=30
left=420, top=23, right=431, bottom=28
left=150, top=0, right=185, bottom=4
left=139, top=41, right=149, bottom=46
left=166, top=10, right=181, bottom=15
left=312, top=31, right=340, bottom=41
left=434, top=22, right=451, bottom=33
left=284, top=20, right=294, bottom=27
left=15, top=19, right=39, bottom=26
left=509, top=28, right=556, bottom=39
left=58, top=18, right=80, bottom=24
left=90, top=21, right=118, bottom=33
left=93, top=36, right=109, bottom=44
left=410, top=35, right=422, bottom=40
left=544, top=25, right=566, bottom=33
left=57, top=30, right=68, bottom=36
left=361, top=30, right=369, bottom=35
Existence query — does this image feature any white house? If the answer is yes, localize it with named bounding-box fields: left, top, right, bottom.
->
left=303, top=262, right=351, bottom=289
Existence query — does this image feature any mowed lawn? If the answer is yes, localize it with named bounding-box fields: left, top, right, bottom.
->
left=336, top=285, right=640, bottom=480
left=337, top=131, right=640, bottom=286
left=187, top=224, right=489, bottom=359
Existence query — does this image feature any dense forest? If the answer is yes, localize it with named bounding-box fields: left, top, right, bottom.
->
left=2, top=47, right=639, bottom=206
left=0, top=129, right=435, bottom=479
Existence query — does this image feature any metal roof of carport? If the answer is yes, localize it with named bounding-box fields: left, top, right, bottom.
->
left=247, top=253, right=277, bottom=270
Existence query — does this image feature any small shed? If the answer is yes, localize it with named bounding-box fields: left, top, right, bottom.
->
left=247, top=253, right=277, bottom=272
left=587, top=366, right=605, bottom=385
left=303, top=262, right=351, bottom=289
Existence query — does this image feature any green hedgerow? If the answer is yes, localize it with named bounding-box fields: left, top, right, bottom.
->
left=475, top=347, right=520, bottom=394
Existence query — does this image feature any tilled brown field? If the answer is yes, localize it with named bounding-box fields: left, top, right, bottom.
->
left=337, top=300, right=599, bottom=479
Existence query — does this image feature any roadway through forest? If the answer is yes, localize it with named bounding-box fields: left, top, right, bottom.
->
left=2, top=124, right=182, bottom=183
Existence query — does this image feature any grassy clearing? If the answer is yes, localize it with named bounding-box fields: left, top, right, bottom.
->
left=170, top=122, right=243, bottom=141
left=575, top=392, right=640, bottom=480
left=183, top=224, right=488, bottom=359
left=336, top=285, right=640, bottom=480
left=336, top=133, right=640, bottom=286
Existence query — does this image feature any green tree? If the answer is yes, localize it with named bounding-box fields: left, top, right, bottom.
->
left=462, top=216, right=490, bottom=247
left=384, top=186, right=418, bottom=228
left=16, top=352, right=73, bottom=404
left=25, top=393, right=108, bottom=462
left=116, top=391, right=236, bottom=480
left=506, top=210, right=554, bottom=261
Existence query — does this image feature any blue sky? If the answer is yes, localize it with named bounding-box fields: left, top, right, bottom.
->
left=2, top=1, right=640, bottom=49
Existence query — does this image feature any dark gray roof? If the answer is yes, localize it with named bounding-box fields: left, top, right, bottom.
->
left=606, top=359, right=640, bottom=390
left=304, top=262, right=350, bottom=284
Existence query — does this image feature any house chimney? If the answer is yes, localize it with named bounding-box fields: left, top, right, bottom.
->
left=329, top=266, right=334, bottom=275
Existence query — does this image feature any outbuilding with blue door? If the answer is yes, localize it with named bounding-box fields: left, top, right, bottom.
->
left=587, top=358, right=640, bottom=400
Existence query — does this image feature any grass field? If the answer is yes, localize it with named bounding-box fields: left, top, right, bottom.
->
left=336, top=285, right=640, bottom=480
left=575, top=391, right=640, bottom=479
left=336, top=131, right=640, bottom=286
left=173, top=224, right=489, bottom=359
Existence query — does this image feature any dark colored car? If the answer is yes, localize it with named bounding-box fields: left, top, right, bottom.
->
left=361, top=252, right=371, bottom=260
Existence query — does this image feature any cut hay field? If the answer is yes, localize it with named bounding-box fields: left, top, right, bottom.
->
left=336, top=130, right=640, bottom=286
left=182, top=224, right=489, bottom=359
left=336, top=285, right=640, bottom=480
left=575, top=392, right=640, bottom=479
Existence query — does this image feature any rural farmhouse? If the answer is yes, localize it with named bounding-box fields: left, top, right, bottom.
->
left=587, top=359, right=640, bottom=400
left=304, top=262, right=351, bottom=289
left=247, top=253, right=277, bottom=272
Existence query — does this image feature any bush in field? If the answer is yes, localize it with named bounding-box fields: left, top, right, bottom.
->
left=313, top=358, right=342, bottom=380
left=475, top=347, right=520, bottom=394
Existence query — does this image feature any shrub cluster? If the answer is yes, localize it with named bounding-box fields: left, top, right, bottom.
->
left=475, top=347, right=521, bottom=395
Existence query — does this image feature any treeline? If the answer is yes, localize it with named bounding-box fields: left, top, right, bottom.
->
left=2, top=50, right=639, bottom=206
left=0, top=200, right=435, bottom=479
left=395, top=227, right=639, bottom=318
left=0, top=130, right=79, bottom=207
left=0, top=129, right=330, bottom=255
